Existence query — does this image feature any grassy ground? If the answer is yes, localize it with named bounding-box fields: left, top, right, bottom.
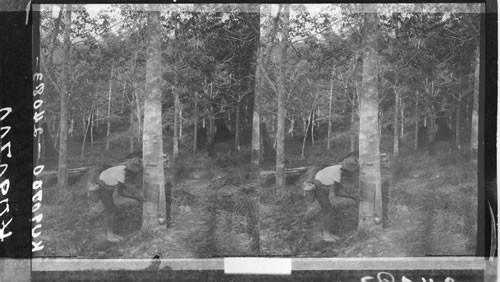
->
left=37, top=132, right=477, bottom=258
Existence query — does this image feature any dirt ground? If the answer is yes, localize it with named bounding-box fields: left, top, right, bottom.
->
left=36, top=139, right=477, bottom=259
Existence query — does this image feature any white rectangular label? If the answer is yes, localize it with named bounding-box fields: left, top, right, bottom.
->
left=224, top=258, right=292, bottom=275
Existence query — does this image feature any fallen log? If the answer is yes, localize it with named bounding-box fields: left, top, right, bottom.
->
left=259, top=166, right=313, bottom=186
left=37, top=163, right=120, bottom=185
left=259, top=166, right=312, bottom=177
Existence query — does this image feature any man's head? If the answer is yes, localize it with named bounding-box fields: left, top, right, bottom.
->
left=341, top=157, right=359, bottom=173
left=126, top=157, right=142, bottom=173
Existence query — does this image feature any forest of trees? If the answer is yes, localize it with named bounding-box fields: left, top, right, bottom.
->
left=38, top=3, right=482, bottom=257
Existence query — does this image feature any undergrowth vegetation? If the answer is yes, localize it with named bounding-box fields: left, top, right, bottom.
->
left=40, top=129, right=478, bottom=258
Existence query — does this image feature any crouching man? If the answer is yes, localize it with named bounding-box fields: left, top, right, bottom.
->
left=302, top=156, right=359, bottom=242
left=97, top=157, right=144, bottom=242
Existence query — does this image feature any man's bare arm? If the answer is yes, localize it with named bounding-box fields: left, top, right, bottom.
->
left=333, top=182, right=358, bottom=202
left=117, top=182, right=143, bottom=201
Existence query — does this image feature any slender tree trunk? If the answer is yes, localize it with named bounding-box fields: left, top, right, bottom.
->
left=351, top=78, right=358, bottom=152
left=429, top=106, right=435, bottom=143
left=130, top=105, right=134, bottom=153
left=54, top=120, right=59, bottom=149
left=193, top=93, right=198, bottom=153
left=105, top=66, right=113, bottom=151
left=57, top=4, right=71, bottom=189
left=456, top=102, right=460, bottom=150
left=235, top=99, right=241, bottom=151
left=95, top=109, right=99, bottom=130
left=470, top=43, right=479, bottom=160
left=358, top=10, right=381, bottom=231
left=327, top=74, right=333, bottom=150
left=142, top=9, right=164, bottom=229
left=68, top=117, right=74, bottom=138
left=393, top=83, right=400, bottom=156
left=275, top=5, right=289, bottom=188
left=179, top=101, right=183, bottom=140
left=350, top=107, right=356, bottom=152
left=311, top=109, right=315, bottom=145
left=90, top=109, right=94, bottom=146
left=301, top=109, right=312, bottom=159
left=173, top=86, right=179, bottom=163
left=288, top=118, right=294, bottom=136
left=134, top=83, right=141, bottom=143
left=414, top=92, right=419, bottom=151
left=400, top=97, right=404, bottom=137
left=81, top=107, right=92, bottom=159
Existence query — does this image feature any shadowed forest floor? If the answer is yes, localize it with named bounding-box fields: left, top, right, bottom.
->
left=35, top=138, right=477, bottom=259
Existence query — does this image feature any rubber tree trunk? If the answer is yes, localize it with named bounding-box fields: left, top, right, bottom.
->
left=142, top=9, right=164, bottom=230
left=470, top=43, right=479, bottom=160
left=179, top=101, right=183, bottom=140
left=81, top=106, right=92, bottom=159
left=173, top=86, right=179, bottom=164
left=400, top=97, right=404, bottom=138
left=193, top=93, right=198, bottom=153
left=57, top=4, right=71, bottom=189
left=105, top=66, right=113, bottom=151
left=414, top=93, right=419, bottom=151
left=456, top=101, right=461, bottom=150
left=392, top=12, right=400, bottom=157
left=90, top=109, right=94, bottom=146
left=275, top=4, right=289, bottom=189
left=172, top=14, right=180, bottom=164
left=358, top=10, right=382, bottom=231
left=350, top=52, right=359, bottom=153
left=327, top=72, right=334, bottom=150
left=393, top=81, right=400, bottom=157
left=350, top=107, right=356, bottom=152
left=301, top=108, right=313, bottom=160
left=134, top=82, right=141, bottom=143
left=251, top=47, right=262, bottom=166
left=235, top=99, right=241, bottom=151
left=130, top=105, right=134, bottom=153
left=311, top=109, right=315, bottom=145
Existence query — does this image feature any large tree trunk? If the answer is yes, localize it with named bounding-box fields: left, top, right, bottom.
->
left=470, top=43, right=479, bottom=160
left=57, top=4, right=71, bottom=189
left=105, top=66, right=113, bottom=151
left=350, top=54, right=359, bottom=152
left=275, top=5, right=289, bottom=188
left=358, top=10, right=382, bottom=231
left=172, top=15, right=180, bottom=164
left=142, top=9, right=164, bottom=230
left=392, top=13, right=400, bottom=157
